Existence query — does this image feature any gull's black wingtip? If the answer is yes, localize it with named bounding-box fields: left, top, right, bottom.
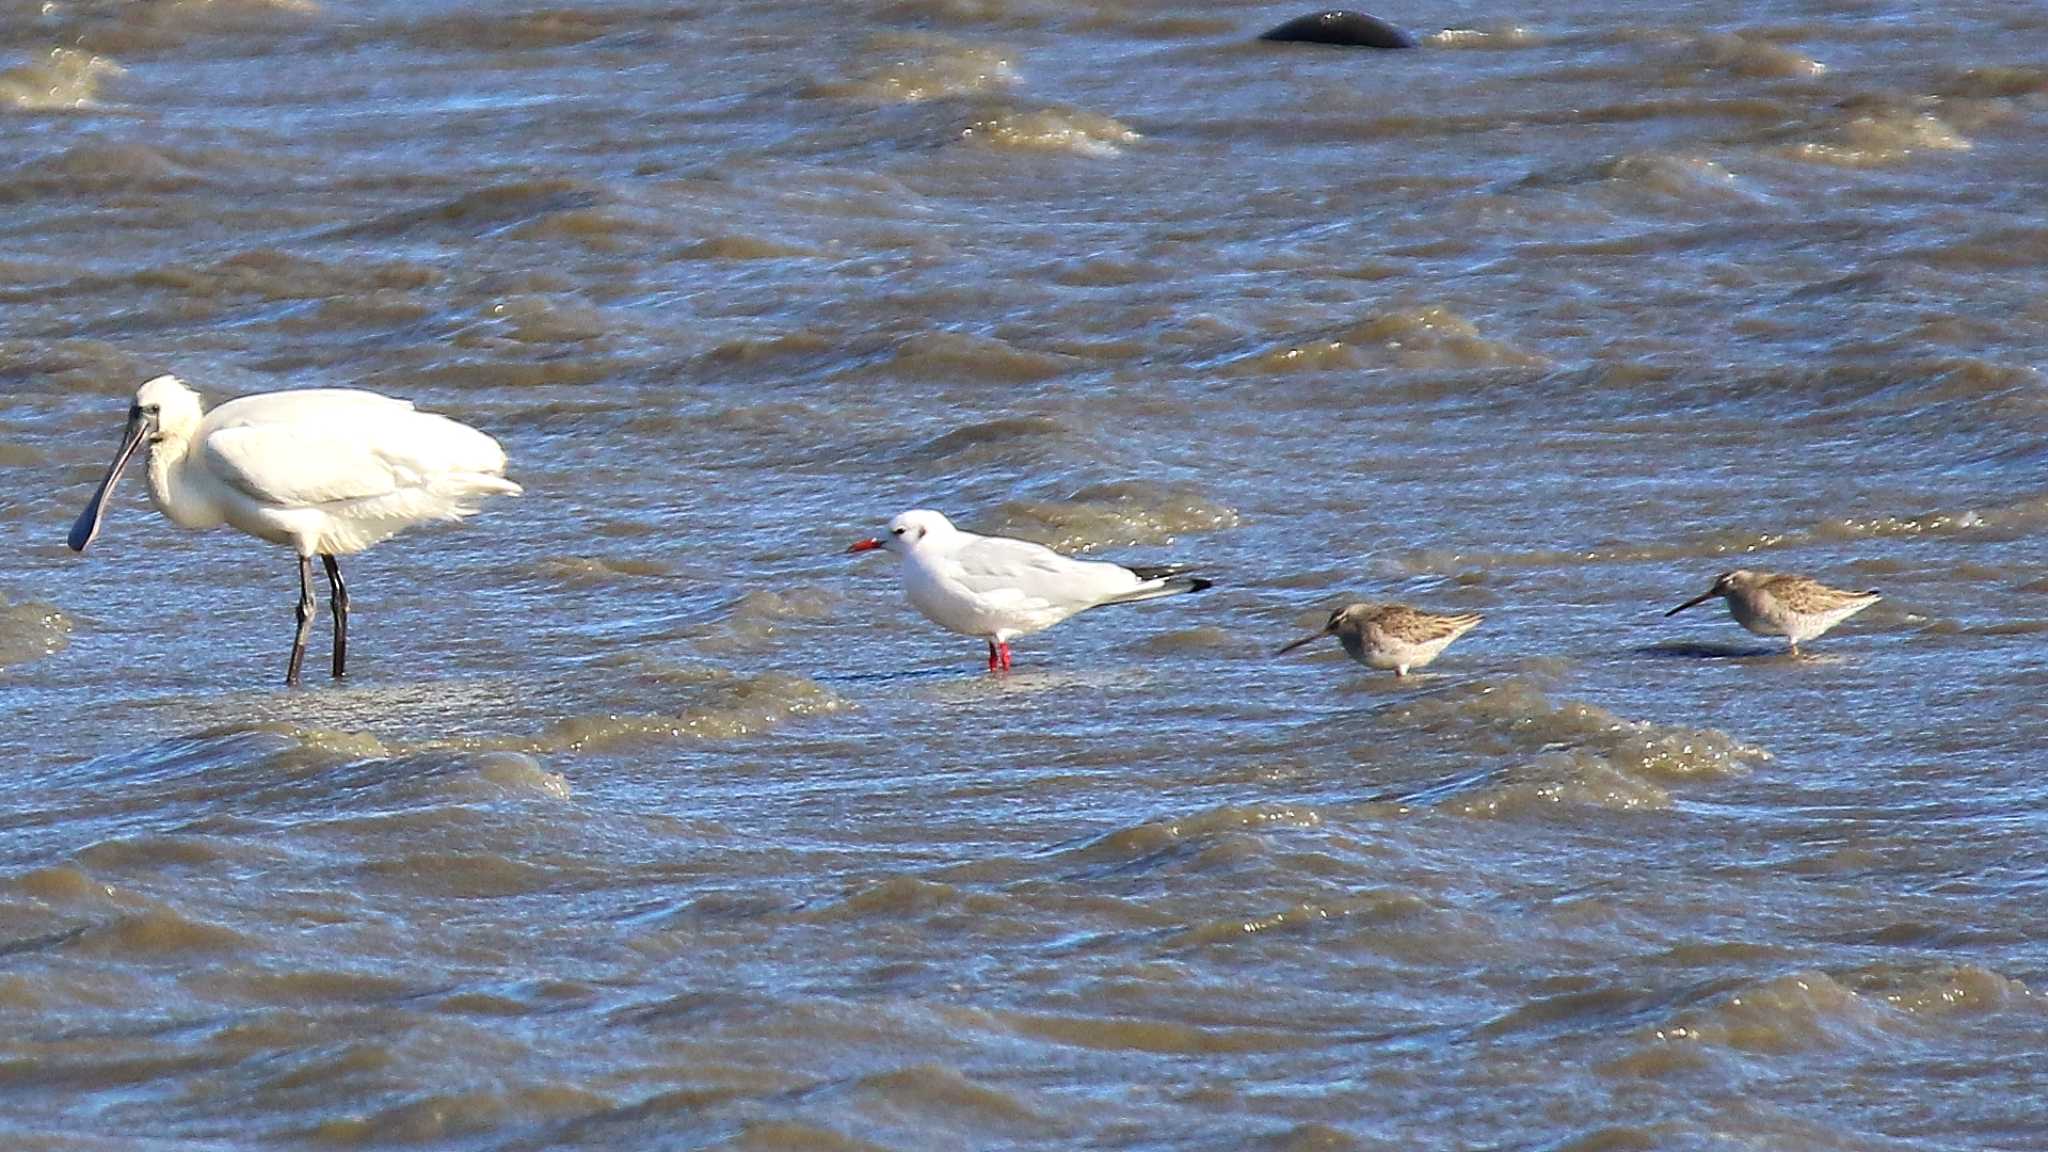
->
left=1126, top=565, right=1214, bottom=593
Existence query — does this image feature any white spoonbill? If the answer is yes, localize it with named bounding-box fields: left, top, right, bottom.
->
left=847, top=509, right=1211, bottom=671
left=67, top=374, right=522, bottom=686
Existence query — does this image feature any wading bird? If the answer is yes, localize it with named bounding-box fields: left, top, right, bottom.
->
left=68, top=374, right=521, bottom=685
left=1665, top=569, right=1879, bottom=656
left=847, top=509, right=1210, bottom=671
left=1276, top=601, right=1483, bottom=677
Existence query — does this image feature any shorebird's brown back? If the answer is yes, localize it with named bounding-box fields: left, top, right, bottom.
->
left=1363, top=604, right=1484, bottom=645
left=1757, top=573, right=1880, bottom=614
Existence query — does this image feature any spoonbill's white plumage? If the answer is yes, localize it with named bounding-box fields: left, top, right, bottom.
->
left=68, top=374, right=521, bottom=685
left=847, top=509, right=1211, bottom=671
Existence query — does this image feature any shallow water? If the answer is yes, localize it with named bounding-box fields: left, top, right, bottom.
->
left=2, top=0, right=2046, bottom=1147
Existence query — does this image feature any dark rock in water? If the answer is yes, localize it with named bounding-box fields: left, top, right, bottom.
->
left=1258, top=10, right=1419, bottom=49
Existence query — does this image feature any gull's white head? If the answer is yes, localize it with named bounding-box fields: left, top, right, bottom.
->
left=67, top=373, right=205, bottom=553
left=846, top=509, right=958, bottom=556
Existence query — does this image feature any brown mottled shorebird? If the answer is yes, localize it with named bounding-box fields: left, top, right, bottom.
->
left=1665, top=569, right=1880, bottom=656
left=1276, top=602, right=1483, bottom=677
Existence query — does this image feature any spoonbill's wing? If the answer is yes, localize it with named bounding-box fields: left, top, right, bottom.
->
left=201, top=391, right=510, bottom=510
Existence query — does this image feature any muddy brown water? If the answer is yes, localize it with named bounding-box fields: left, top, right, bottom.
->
left=2, top=0, right=2046, bottom=1148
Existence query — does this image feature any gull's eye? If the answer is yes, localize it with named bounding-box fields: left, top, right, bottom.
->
left=891, top=526, right=907, bottom=537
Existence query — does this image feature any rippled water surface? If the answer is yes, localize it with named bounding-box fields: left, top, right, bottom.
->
left=3, top=0, right=2046, bottom=1147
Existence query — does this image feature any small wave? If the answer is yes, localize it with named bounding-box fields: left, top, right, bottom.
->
left=0, top=596, right=71, bottom=668
left=1342, top=308, right=1543, bottom=367
left=809, top=34, right=1018, bottom=104
left=851, top=1064, right=1052, bottom=1133
left=985, top=481, right=1240, bottom=552
left=1387, top=679, right=1766, bottom=818
left=332, top=178, right=602, bottom=241
left=35, top=0, right=315, bottom=57
left=678, top=234, right=821, bottom=260
left=729, top=585, right=839, bottom=625
left=1240, top=306, right=1542, bottom=374
left=1600, top=152, right=1755, bottom=203
left=78, top=906, right=249, bottom=956
left=400, top=8, right=619, bottom=51
left=313, top=1084, right=608, bottom=1146
left=1815, top=492, right=2048, bottom=541
left=1694, top=33, right=1825, bottom=80
left=10, top=865, right=108, bottom=904
left=506, top=671, right=847, bottom=753
left=703, top=331, right=838, bottom=367
left=222, top=721, right=393, bottom=761
left=1132, top=626, right=1235, bottom=655
left=1780, top=103, right=1970, bottom=168
left=2, top=142, right=202, bottom=199
left=411, top=357, right=615, bottom=390
left=122, top=249, right=441, bottom=304
left=453, top=751, right=572, bottom=800
left=1937, top=66, right=2048, bottom=99
left=76, top=833, right=235, bottom=872
left=1426, top=25, right=1542, bottom=49
left=1649, top=964, right=2032, bottom=1055
left=962, top=107, right=1139, bottom=157
left=1451, top=752, right=1673, bottom=817
left=1170, top=890, right=1432, bottom=949
left=988, top=1007, right=1300, bottom=1054
left=1048, top=256, right=1161, bottom=288
left=1053, top=803, right=1324, bottom=880
left=700, top=584, right=844, bottom=653
left=226, top=967, right=414, bottom=1005
left=812, top=875, right=961, bottom=921
left=876, top=0, right=1049, bottom=27
left=0, top=48, right=122, bottom=110
left=1123, top=15, right=1239, bottom=40
left=1856, top=962, right=2034, bottom=1019
left=359, top=850, right=558, bottom=899
left=503, top=205, right=674, bottom=250
left=911, top=415, right=1083, bottom=463
left=1399, top=485, right=2048, bottom=575
left=481, top=295, right=609, bottom=344
left=888, top=330, right=1081, bottom=383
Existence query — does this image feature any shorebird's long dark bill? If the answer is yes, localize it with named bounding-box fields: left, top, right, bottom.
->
left=1274, top=631, right=1326, bottom=656
left=846, top=537, right=883, bottom=554
left=67, top=406, right=153, bottom=553
left=1665, top=590, right=1717, bottom=617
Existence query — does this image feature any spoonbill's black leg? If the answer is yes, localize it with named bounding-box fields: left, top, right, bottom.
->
left=323, top=554, right=348, bottom=679
left=286, top=554, right=316, bottom=687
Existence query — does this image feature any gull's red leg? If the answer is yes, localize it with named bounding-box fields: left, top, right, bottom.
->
left=998, top=643, right=1013, bottom=670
